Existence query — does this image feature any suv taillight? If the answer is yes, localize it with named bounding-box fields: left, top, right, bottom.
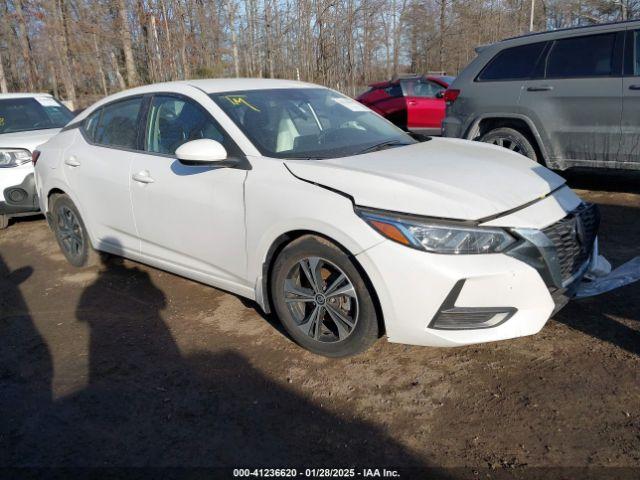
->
left=444, top=89, right=460, bottom=105
left=32, top=150, right=41, bottom=166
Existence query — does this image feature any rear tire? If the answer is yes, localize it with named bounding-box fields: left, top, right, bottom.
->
left=270, top=235, right=380, bottom=358
left=0, top=214, right=8, bottom=229
left=480, top=127, right=538, bottom=162
left=51, top=194, right=99, bottom=268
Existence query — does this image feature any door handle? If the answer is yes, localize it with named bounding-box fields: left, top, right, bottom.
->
left=408, top=100, right=417, bottom=106
left=629, top=84, right=640, bottom=90
left=64, top=156, right=80, bottom=167
left=132, top=171, right=154, bottom=184
left=526, top=86, right=553, bottom=92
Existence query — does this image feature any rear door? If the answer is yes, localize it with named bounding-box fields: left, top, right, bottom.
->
left=402, top=78, right=446, bottom=134
left=519, top=30, right=624, bottom=165
left=63, top=96, right=144, bottom=255
left=620, top=28, right=640, bottom=166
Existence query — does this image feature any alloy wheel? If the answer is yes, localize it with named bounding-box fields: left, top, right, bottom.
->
left=489, top=137, right=524, bottom=154
left=283, top=256, right=359, bottom=343
left=56, top=205, right=84, bottom=259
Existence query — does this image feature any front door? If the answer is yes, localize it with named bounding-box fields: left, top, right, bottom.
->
left=129, top=93, right=249, bottom=291
left=402, top=78, right=446, bottom=134
left=621, top=28, right=640, bottom=166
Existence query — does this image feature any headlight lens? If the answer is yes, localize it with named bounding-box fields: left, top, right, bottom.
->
left=356, top=207, right=516, bottom=254
left=0, top=149, right=31, bottom=168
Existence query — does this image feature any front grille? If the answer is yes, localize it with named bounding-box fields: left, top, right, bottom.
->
left=542, top=203, right=600, bottom=283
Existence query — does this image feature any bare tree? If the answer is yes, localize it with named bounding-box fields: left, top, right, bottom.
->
left=116, top=0, right=139, bottom=86
left=2, top=0, right=638, bottom=106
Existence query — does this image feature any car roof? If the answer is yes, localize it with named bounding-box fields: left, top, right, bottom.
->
left=503, top=19, right=640, bottom=43
left=70, top=78, right=326, bottom=122
left=128, top=78, right=319, bottom=96
left=0, top=93, right=54, bottom=99
left=188, top=78, right=320, bottom=93
left=480, top=19, right=640, bottom=51
left=367, top=74, right=452, bottom=89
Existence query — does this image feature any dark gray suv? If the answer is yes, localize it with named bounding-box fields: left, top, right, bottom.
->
left=442, top=20, right=640, bottom=171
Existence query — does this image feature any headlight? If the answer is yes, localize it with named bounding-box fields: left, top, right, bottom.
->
left=356, top=207, right=516, bottom=254
left=0, top=149, right=31, bottom=168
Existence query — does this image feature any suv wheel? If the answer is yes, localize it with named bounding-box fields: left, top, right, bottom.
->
left=51, top=194, right=99, bottom=268
left=270, top=235, right=380, bottom=357
left=480, top=127, right=538, bottom=162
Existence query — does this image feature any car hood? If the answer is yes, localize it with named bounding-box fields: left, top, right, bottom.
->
left=284, top=138, right=566, bottom=221
left=0, top=128, right=61, bottom=152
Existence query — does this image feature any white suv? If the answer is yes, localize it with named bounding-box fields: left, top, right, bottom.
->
left=34, top=79, right=607, bottom=357
left=0, top=93, right=74, bottom=228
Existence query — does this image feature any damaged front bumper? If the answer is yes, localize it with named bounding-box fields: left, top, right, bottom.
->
left=575, top=255, right=640, bottom=299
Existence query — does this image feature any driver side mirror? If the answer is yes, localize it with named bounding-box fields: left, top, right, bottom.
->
left=176, top=139, right=228, bottom=165
left=435, top=91, right=444, bottom=99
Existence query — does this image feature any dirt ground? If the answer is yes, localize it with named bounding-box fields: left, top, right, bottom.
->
left=0, top=170, right=639, bottom=477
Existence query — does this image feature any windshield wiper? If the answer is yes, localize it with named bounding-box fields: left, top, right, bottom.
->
left=357, top=140, right=412, bottom=155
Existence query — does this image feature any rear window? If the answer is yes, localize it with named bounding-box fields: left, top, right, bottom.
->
left=546, top=33, right=616, bottom=78
left=0, top=97, right=73, bottom=134
left=477, top=42, right=546, bottom=81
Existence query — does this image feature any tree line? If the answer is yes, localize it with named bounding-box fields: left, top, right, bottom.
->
left=0, top=0, right=638, bottom=107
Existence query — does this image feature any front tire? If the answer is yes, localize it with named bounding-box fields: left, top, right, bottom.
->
left=270, top=235, right=380, bottom=357
left=480, top=127, right=538, bottom=162
left=51, top=194, right=99, bottom=268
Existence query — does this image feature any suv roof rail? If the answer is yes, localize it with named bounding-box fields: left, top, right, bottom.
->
left=502, top=18, right=640, bottom=42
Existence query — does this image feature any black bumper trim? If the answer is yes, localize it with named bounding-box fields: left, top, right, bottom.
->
left=0, top=173, right=40, bottom=216
left=428, top=279, right=518, bottom=330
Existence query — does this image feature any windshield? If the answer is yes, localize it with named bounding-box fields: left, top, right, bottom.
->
left=0, top=97, right=74, bottom=134
left=210, top=88, right=415, bottom=159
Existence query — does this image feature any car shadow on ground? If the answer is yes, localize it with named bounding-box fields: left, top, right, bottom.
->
left=0, top=249, right=434, bottom=470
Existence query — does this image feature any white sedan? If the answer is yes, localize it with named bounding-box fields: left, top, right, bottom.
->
left=0, top=93, right=74, bottom=228
left=34, top=79, right=606, bottom=357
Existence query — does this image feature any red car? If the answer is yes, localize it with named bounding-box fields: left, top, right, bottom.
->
left=356, top=75, right=454, bottom=136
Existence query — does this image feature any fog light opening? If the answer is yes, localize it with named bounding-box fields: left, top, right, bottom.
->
left=428, top=279, right=517, bottom=330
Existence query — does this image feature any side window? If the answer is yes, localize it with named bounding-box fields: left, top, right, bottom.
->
left=546, top=33, right=616, bottom=78
left=413, top=80, right=445, bottom=98
left=384, top=83, right=403, bottom=98
left=145, top=95, right=225, bottom=155
left=83, top=109, right=101, bottom=142
left=477, top=42, right=547, bottom=81
left=94, top=97, right=143, bottom=149
left=634, top=31, right=640, bottom=75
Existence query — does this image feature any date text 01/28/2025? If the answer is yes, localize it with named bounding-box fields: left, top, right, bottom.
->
left=232, top=468, right=401, bottom=478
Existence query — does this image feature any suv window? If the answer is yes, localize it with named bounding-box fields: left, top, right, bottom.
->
left=93, top=97, right=143, bottom=149
left=145, top=95, right=225, bottom=155
left=478, top=42, right=546, bottom=81
left=634, top=30, right=640, bottom=75
left=546, top=33, right=616, bottom=78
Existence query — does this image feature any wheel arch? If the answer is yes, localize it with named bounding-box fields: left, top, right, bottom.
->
left=45, top=185, right=98, bottom=249
left=467, top=114, right=550, bottom=165
left=258, top=229, right=386, bottom=335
